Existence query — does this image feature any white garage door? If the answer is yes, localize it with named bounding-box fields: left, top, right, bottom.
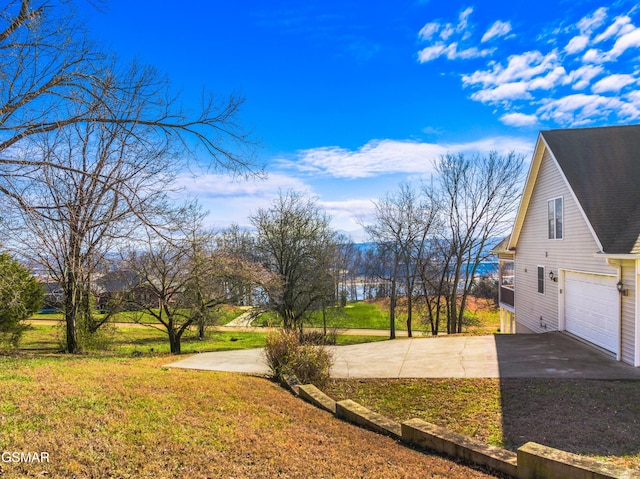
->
left=564, top=272, right=618, bottom=354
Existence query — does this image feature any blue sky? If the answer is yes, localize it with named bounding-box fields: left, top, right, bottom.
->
left=82, top=0, right=640, bottom=240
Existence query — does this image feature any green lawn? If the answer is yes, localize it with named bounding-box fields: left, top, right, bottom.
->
left=254, top=301, right=406, bottom=330
left=19, top=323, right=384, bottom=356
left=252, top=299, right=500, bottom=335
left=29, top=304, right=248, bottom=326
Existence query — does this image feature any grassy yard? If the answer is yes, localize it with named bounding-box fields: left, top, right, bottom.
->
left=254, top=301, right=407, bottom=330
left=253, top=297, right=501, bottom=335
left=0, top=355, right=501, bottom=478
left=323, top=378, right=640, bottom=472
left=30, top=304, right=248, bottom=326
left=19, top=324, right=385, bottom=355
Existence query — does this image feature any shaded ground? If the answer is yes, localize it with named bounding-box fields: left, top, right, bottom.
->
left=500, top=379, right=640, bottom=464
left=324, top=378, right=640, bottom=471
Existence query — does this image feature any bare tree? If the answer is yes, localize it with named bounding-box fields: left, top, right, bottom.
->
left=125, top=208, right=272, bottom=354
left=435, top=152, right=524, bottom=334
left=251, top=191, right=338, bottom=336
left=217, top=224, right=261, bottom=307
left=364, top=183, right=438, bottom=338
left=0, top=2, right=260, bottom=352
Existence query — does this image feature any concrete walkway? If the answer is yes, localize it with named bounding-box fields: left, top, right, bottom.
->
left=164, top=332, right=640, bottom=379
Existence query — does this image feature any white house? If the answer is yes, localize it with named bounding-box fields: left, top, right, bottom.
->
left=496, top=124, right=640, bottom=366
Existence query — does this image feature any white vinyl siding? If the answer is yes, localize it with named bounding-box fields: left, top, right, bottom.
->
left=621, top=261, right=636, bottom=365
left=514, top=147, right=616, bottom=334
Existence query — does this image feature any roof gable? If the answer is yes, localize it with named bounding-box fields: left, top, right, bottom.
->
left=541, top=124, right=640, bottom=254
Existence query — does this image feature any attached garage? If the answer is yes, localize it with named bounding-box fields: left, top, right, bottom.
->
left=563, top=271, right=619, bottom=354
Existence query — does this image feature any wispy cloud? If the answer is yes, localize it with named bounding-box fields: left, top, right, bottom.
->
left=174, top=172, right=309, bottom=199
left=482, top=20, right=512, bottom=43
left=417, top=5, right=640, bottom=127
left=417, top=7, right=497, bottom=62
left=278, top=137, right=532, bottom=179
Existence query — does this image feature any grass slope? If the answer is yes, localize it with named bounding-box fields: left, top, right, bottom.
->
left=0, top=356, right=501, bottom=478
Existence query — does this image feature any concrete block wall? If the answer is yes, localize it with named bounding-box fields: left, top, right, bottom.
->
left=294, top=381, right=636, bottom=479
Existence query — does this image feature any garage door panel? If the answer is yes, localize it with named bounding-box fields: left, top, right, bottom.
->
left=565, top=272, right=618, bottom=354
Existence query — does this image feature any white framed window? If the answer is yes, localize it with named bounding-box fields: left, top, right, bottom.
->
left=537, top=266, right=545, bottom=294
left=548, top=197, right=563, bottom=239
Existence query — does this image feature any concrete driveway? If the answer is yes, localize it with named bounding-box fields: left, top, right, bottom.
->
left=164, top=332, right=640, bottom=379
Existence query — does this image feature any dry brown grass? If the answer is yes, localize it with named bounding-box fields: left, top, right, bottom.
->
left=0, top=355, right=502, bottom=478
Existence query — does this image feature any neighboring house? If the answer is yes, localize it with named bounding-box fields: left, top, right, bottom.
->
left=495, top=124, right=640, bottom=366
left=40, top=280, right=64, bottom=312
left=94, top=270, right=157, bottom=311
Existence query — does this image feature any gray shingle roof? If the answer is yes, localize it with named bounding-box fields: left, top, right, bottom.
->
left=541, top=124, right=640, bottom=254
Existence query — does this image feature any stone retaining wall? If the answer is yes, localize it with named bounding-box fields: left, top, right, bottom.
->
left=295, top=382, right=634, bottom=479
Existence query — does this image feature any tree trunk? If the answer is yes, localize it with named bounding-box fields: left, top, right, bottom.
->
left=389, top=278, right=396, bottom=340
left=169, top=329, right=181, bottom=354
left=65, top=309, right=79, bottom=353
left=64, top=257, right=81, bottom=353
left=406, top=285, right=413, bottom=338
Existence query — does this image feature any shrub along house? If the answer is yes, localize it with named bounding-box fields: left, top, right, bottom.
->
left=496, top=124, right=640, bottom=366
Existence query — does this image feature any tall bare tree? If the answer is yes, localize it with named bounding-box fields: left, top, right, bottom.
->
left=251, top=191, right=338, bottom=335
left=364, top=183, right=438, bottom=338
left=435, top=152, right=524, bottom=333
left=0, top=2, right=259, bottom=352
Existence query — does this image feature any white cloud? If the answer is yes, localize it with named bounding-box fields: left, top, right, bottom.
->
left=175, top=172, right=308, bottom=199
left=451, top=45, right=495, bottom=60
left=418, top=44, right=447, bottom=62
left=594, top=15, right=633, bottom=43
left=464, top=52, right=566, bottom=104
left=418, top=5, right=640, bottom=127
left=440, top=25, right=455, bottom=40
left=528, top=66, right=567, bottom=90
left=280, top=140, right=443, bottom=178
left=566, top=65, right=604, bottom=89
left=482, top=20, right=512, bottom=43
left=582, top=25, right=640, bottom=63
left=418, top=42, right=494, bottom=63
left=591, top=73, right=637, bottom=93
left=457, top=7, right=474, bottom=33
left=581, top=48, right=605, bottom=63
left=463, top=51, right=560, bottom=87
left=471, top=82, right=532, bottom=103
left=418, top=22, right=440, bottom=40
left=279, top=137, right=533, bottom=179
left=537, top=93, right=640, bottom=124
left=565, top=35, right=589, bottom=54
left=607, top=26, right=640, bottom=59
left=417, top=7, right=497, bottom=63
left=172, top=172, right=315, bottom=231
left=577, top=7, right=608, bottom=35
left=500, top=112, right=538, bottom=127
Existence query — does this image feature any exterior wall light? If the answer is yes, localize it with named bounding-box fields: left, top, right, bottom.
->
left=548, top=271, right=558, bottom=282
left=617, top=280, right=628, bottom=296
